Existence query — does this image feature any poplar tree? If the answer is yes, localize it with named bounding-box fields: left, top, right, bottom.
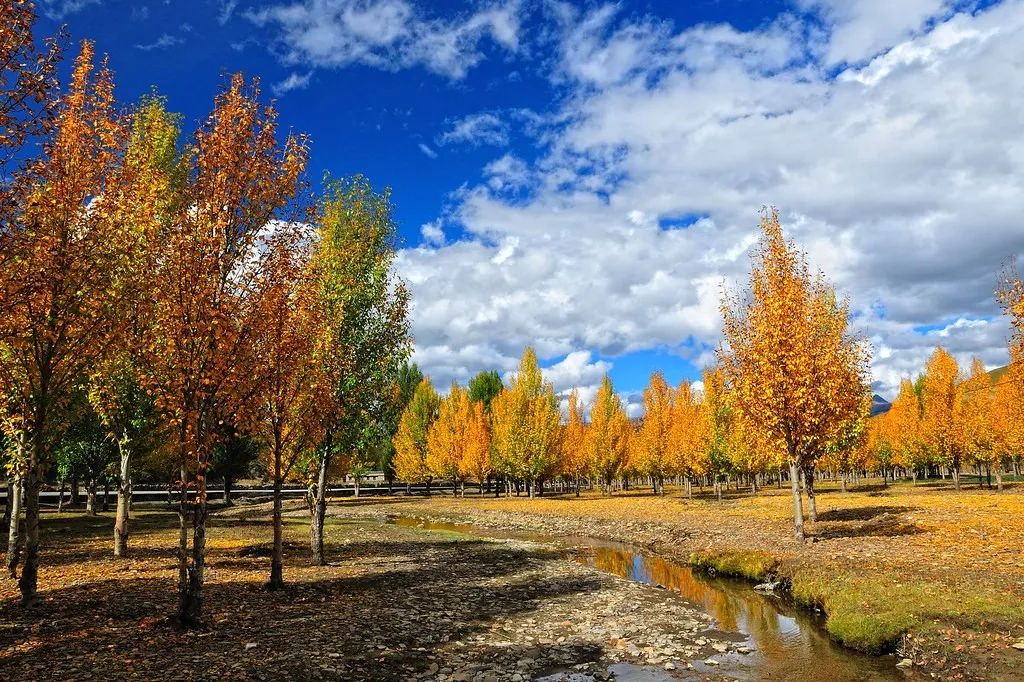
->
left=394, top=378, right=440, bottom=492
left=0, top=43, right=131, bottom=604
left=142, top=74, right=307, bottom=625
left=919, top=348, right=966, bottom=490
left=584, top=375, right=630, bottom=494
left=491, top=347, right=561, bottom=497
left=720, top=209, right=869, bottom=540
left=304, top=176, right=410, bottom=563
left=634, top=372, right=674, bottom=494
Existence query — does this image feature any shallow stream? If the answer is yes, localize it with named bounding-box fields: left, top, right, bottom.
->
left=389, top=515, right=906, bottom=681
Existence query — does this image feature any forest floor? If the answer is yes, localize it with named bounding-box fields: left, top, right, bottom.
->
left=325, top=479, right=1024, bottom=681
left=1, top=501, right=752, bottom=681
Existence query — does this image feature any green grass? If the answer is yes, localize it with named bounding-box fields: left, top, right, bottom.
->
left=688, top=549, right=779, bottom=581
left=791, top=572, right=1024, bottom=654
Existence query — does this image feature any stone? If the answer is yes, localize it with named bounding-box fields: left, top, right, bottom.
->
left=896, top=659, right=913, bottom=669
left=244, top=643, right=257, bottom=650
left=704, top=658, right=720, bottom=666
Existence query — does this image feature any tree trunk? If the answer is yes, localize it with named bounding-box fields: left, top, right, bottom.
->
left=803, top=466, right=817, bottom=522
left=18, top=425, right=44, bottom=605
left=102, top=477, right=110, bottom=512
left=996, top=467, right=1003, bottom=492
left=788, top=459, right=804, bottom=541
left=310, top=440, right=330, bottom=566
left=223, top=476, right=233, bottom=506
left=3, top=478, right=11, bottom=533
left=70, top=470, right=80, bottom=506
left=353, top=475, right=360, bottom=498
left=178, top=494, right=207, bottom=627
left=6, top=473, right=22, bottom=578
left=57, top=482, right=66, bottom=513
left=114, top=443, right=131, bottom=558
left=269, top=471, right=284, bottom=590
left=85, top=477, right=97, bottom=516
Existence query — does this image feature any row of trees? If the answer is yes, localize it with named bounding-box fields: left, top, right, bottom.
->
left=1, top=6, right=410, bottom=624
left=868, top=349, right=1024, bottom=491
left=393, top=212, right=874, bottom=540
left=393, top=211, right=1024, bottom=542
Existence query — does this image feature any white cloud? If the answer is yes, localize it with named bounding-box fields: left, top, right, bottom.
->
left=219, top=0, right=239, bottom=25
left=35, top=0, right=100, bottom=19
left=438, top=113, right=509, bottom=147
left=397, top=1, right=1024, bottom=399
left=247, top=0, right=523, bottom=79
left=135, top=34, right=184, bottom=51
left=272, top=71, right=313, bottom=95
left=417, top=143, right=438, bottom=159
left=800, top=0, right=952, bottom=65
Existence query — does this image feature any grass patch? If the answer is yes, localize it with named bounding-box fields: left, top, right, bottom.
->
left=688, top=549, right=778, bottom=581
left=790, top=572, right=1024, bottom=654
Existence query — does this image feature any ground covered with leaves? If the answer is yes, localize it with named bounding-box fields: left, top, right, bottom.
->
left=333, top=480, right=1024, bottom=681
left=0, top=501, right=762, bottom=681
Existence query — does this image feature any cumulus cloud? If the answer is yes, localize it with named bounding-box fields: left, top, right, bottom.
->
left=246, top=0, right=523, bottom=79
left=800, top=0, right=952, bottom=65
left=398, top=0, right=1023, bottom=400
left=272, top=71, right=313, bottom=95
left=438, top=113, right=509, bottom=147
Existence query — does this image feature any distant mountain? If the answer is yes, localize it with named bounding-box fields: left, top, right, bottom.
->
left=988, top=364, right=1010, bottom=383
left=870, top=393, right=891, bottom=417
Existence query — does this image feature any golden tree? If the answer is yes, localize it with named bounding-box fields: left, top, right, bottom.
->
left=393, top=378, right=440, bottom=492
left=720, top=209, right=870, bottom=540
left=426, top=384, right=470, bottom=492
left=459, top=400, right=491, bottom=495
left=88, top=95, right=181, bottom=559
left=0, top=43, right=131, bottom=604
left=559, top=388, right=588, bottom=495
left=919, top=347, right=966, bottom=490
left=491, top=347, right=561, bottom=497
left=247, top=223, right=324, bottom=589
left=0, top=0, right=61, bottom=170
left=880, top=379, right=926, bottom=483
left=669, top=380, right=706, bottom=498
left=633, top=372, right=674, bottom=495
left=961, top=357, right=996, bottom=488
left=584, top=375, right=631, bottom=494
left=992, top=350, right=1024, bottom=491
left=141, top=74, right=307, bottom=625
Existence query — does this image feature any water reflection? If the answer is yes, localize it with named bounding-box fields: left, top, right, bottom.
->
left=389, top=516, right=905, bottom=681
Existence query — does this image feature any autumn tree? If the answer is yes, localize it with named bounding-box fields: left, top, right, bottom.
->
left=633, top=372, right=674, bottom=494
left=919, top=347, right=966, bottom=490
left=0, top=43, right=132, bottom=604
left=0, top=0, right=61, bottom=171
left=720, top=209, right=870, bottom=540
left=992, top=354, right=1024, bottom=491
left=961, top=358, right=996, bottom=488
left=491, top=347, right=561, bottom=497
left=459, top=401, right=491, bottom=495
left=559, top=389, right=588, bottom=496
left=880, top=379, right=925, bottom=483
left=248, top=223, right=325, bottom=589
left=584, top=375, right=630, bottom=494
left=88, top=94, right=179, bottom=558
left=669, top=380, right=706, bottom=498
left=394, top=378, right=440, bottom=492
left=141, top=74, right=307, bottom=625
left=375, top=361, right=423, bottom=493
left=304, top=176, right=410, bottom=564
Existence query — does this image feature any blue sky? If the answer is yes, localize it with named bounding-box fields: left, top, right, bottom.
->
left=35, top=0, right=1024, bottom=410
